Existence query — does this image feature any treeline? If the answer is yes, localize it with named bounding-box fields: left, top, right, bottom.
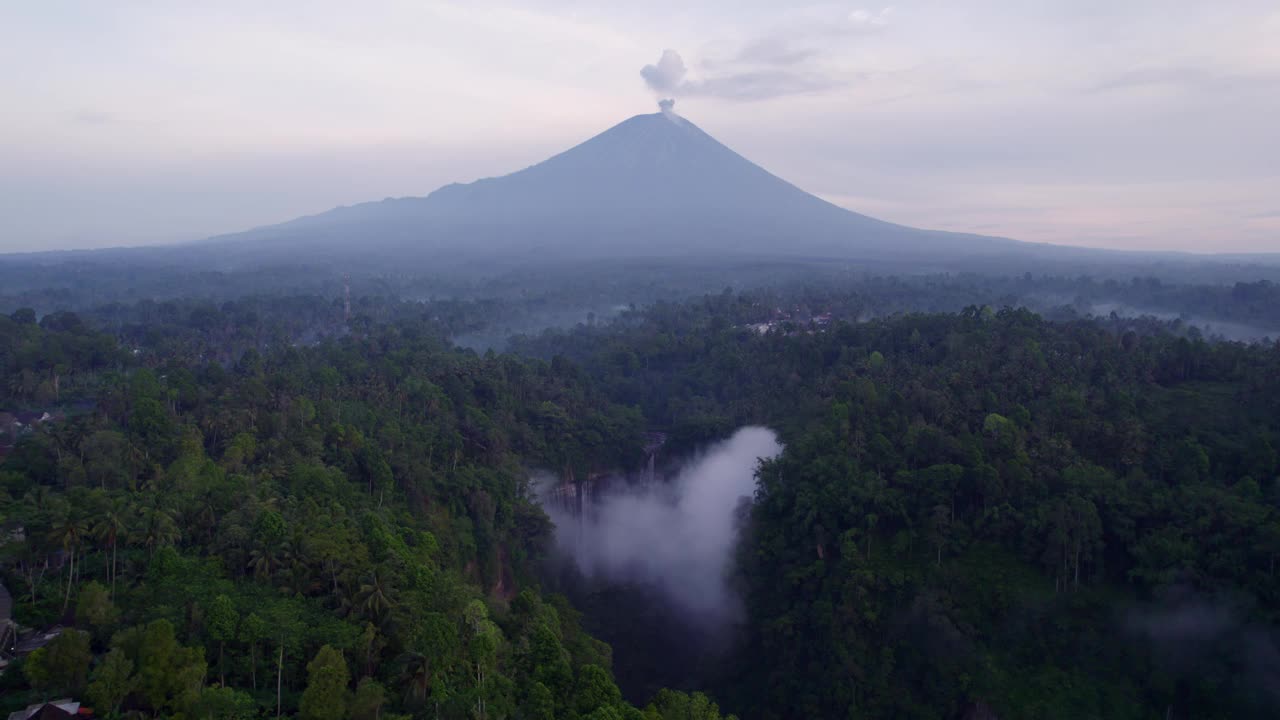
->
left=1, top=310, right=733, bottom=720
left=5, top=257, right=1279, bottom=354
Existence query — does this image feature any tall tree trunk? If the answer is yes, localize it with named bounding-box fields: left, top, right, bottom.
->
left=1074, top=547, right=1081, bottom=590
left=63, top=549, right=74, bottom=612
left=277, top=643, right=284, bottom=719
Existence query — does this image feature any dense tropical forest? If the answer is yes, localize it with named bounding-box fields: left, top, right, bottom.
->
left=0, top=306, right=730, bottom=719
left=517, top=292, right=1280, bottom=718
left=3, top=273, right=1279, bottom=719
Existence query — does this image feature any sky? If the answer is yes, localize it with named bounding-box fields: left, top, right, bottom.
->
left=2, top=0, right=1278, bottom=254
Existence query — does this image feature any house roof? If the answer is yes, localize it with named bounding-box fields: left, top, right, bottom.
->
left=7, top=700, right=83, bottom=720
left=14, top=626, right=63, bottom=655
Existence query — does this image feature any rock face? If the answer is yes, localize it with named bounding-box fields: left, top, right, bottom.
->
left=205, top=112, right=1019, bottom=265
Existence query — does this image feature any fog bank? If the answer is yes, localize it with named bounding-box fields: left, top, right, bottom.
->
left=540, top=426, right=782, bottom=624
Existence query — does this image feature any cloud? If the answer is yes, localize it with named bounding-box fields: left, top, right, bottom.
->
left=692, top=69, right=843, bottom=100
left=70, top=109, right=114, bottom=125
left=1089, top=65, right=1280, bottom=94
left=641, top=47, right=847, bottom=102
left=848, top=6, right=893, bottom=28
left=640, top=49, right=688, bottom=95
left=733, top=36, right=818, bottom=67
left=639, top=7, right=892, bottom=103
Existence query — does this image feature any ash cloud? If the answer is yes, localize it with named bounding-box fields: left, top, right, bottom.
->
left=539, top=426, right=782, bottom=624
left=638, top=8, right=889, bottom=102
left=640, top=49, right=688, bottom=96
left=640, top=47, right=844, bottom=102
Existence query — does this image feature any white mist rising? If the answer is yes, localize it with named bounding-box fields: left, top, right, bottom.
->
left=540, top=426, right=782, bottom=623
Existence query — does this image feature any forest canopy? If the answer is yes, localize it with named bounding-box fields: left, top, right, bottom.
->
left=2, top=278, right=1279, bottom=719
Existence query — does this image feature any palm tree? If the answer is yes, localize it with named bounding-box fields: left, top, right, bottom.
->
left=355, top=572, right=394, bottom=625
left=132, top=501, right=179, bottom=559
left=247, top=542, right=283, bottom=580
left=16, top=487, right=58, bottom=605
left=92, top=496, right=130, bottom=597
left=47, top=501, right=89, bottom=612
left=187, top=490, right=219, bottom=543
left=396, top=651, right=432, bottom=709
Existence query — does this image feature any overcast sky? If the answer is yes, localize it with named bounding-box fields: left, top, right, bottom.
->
left=2, top=0, right=1278, bottom=253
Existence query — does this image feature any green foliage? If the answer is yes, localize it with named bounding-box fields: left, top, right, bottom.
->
left=575, top=664, right=624, bottom=716
left=87, top=648, right=135, bottom=716
left=645, top=689, right=738, bottom=720
left=518, top=291, right=1280, bottom=719
left=111, top=619, right=206, bottom=715
left=350, top=678, right=387, bottom=720
left=193, top=686, right=258, bottom=720
left=75, top=581, right=119, bottom=638
left=23, top=629, right=92, bottom=697
left=7, top=283, right=1278, bottom=720
left=299, top=645, right=352, bottom=720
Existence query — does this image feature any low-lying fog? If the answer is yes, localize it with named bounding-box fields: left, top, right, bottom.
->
left=1084, top=302, right=1277, bottom=343
left=537, top=426, right=782, bottom=625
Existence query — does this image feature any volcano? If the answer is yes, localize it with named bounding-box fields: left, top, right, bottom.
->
left=209, top=109, right=1021, bottom=263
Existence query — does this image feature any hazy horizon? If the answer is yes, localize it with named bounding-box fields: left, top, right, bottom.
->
left=3, top=1, right=1278, bottom=254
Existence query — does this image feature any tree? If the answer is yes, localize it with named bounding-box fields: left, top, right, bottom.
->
left=82, top=431, right=129, bottom=489
left=48, top=501, right=89, bottom=612
left=464, top=600, right=503, bottom=719
left=23, top=629, right=93, bottom=697
left=355, top=572, right=394, bottom=625
left=1040, top=494, right=1103, bottom=592
left=11, top=307, right=36, bottom=325
left=241, top=612, right=270, bottom=691
left=92, top=496, right=130, bottom=597
left=395, top=651, right=432, bottom=709
left=299, top=645, right=351, bottom=720
left=357, top=622, right=384, bottom=679
left=645, top=689, right=738, bottom=720
left=75, top=581, right=119, bottom=641
left=87, top=647, right=135, bottom=716
left=523, top=682, right=556, bottom=720
left=574, top=664, right=623, bottom=717
left=351, top=677, right=387, bottom=720
left=927, top=504, right=951, bottom=567
left=193, top=686, right=257, bottom=720
left=207, top=594, right=238, bottom=685
left=112, top=619, right=207, bottom=716
left=133, top=501, right=180, bottom=559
